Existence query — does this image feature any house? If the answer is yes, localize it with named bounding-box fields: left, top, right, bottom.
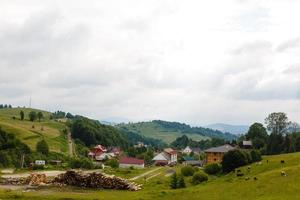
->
left=204, top=144, right=235, bottom=164
left=134, top=141, right=147, bottom=148
left=119, top=157, right=145, bottom=168
left=108, top=147, right=122, bottom=156
left=152, top=152, right=170, bottom=166
left=192, top=148, right=202, bottom=155
left=152, top=148, right=177, bottom=166
left=35, top=160, right=45, bottom=166
left=242, top=140, right=253, bottom=149
left=95, top=152, right=115, bottom=161
left=182, top=146, right=193, bottom=154
left=88, top=145, right=107, bottom=160
left=164, top=148, right=177, bottom=164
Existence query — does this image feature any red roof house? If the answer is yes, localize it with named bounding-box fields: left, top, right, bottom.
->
left=88, top=145, right=107, bottom=159
left=119, top=157, right=145, bottom=168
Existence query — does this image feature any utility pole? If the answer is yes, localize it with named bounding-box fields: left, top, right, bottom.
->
left=29, top=97, right=32, bottom=108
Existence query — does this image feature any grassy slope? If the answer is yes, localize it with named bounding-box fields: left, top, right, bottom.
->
left=118, top=121, right=210, bottom=144
left=0, top=108, right=68, bottom=154
left=2, top=152, right=300, bottom=200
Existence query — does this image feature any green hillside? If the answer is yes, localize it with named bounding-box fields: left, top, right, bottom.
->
left=1, top=152, right=300, bottom=199
left=0, top=108, right=68, bottom=154
left=117, top=120, right=236, bottom=144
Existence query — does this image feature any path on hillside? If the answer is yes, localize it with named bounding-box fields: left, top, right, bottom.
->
left=67, top=128, right=75, bottom=157
left=129, top=167, right=162, bottom=181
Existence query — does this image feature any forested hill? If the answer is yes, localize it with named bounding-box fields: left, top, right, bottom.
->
left=116, top=120, right=237, bottom=144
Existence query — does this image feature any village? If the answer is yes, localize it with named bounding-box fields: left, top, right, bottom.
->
left=82, top=140, right=253, bottom=169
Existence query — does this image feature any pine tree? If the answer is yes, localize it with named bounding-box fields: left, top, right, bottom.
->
left=20, top=110, right=24, bottom=120
left=170, top=173, right=178, bottom=189
left=177, top=175, right=186, bottom=188
left=36, top=140, right=49, bottom=155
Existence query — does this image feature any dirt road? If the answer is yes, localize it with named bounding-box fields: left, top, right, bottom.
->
left=129, top=167, right=162, bottom=181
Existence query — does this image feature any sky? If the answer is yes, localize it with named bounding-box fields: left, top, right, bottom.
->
left=0, top=0, right=300, bottom=125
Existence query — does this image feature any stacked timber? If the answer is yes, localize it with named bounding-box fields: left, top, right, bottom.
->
left=52, top=171, right=142, bottom=191
left=25, top=173, right=48, bottom=186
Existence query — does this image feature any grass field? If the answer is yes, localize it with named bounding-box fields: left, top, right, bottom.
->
left=0, top=108, right=68, bottom=154
left=1, top=152, right=300, bottom=199
left=118, top=122, right=210, bottom=144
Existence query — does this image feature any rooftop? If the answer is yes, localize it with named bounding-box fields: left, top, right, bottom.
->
left=119, top=157, right=144, bottom=165
left=204, top=144, right=235, bottom=153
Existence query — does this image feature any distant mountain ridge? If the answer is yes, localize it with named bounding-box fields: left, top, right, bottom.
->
left=116, top=120, right=237, bottom=144
left=205, top=123, right=249, bottom=135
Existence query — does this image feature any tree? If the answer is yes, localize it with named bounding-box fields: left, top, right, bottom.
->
left=265, top=112, right=290, bottom=135
left=20, top=110, right=24, bottom=120
left=37, top=112, right=43, bottom=122
left=36, top=139, right=49, bottom=155
left=29, top=111, right=37, bottom=122
left=222, top=149, right=248, bottom=173
left=204, top=163, right=222, bottom=175
left=177, top=175, right=186, bottom=188
left=192, top=172, right=208, bottom=185
left=181, top=165, right=195, bottom=176
left=266, top=133, right=284, bottom=155
left=170, top=173, right=178, bottom=189
left=250, top=150, right=262, bottom=162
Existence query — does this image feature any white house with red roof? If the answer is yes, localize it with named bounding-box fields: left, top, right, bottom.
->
left=88, top=145, right=107, bottom=160
left=119, top=157, right=145, bottom=168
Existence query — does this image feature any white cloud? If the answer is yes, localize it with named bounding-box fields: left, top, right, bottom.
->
left=0, top=0, right=300, bottom=125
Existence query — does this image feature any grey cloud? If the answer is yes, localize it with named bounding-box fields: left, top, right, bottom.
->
left=284, top=64, right=300, bottom=74
left=0, top=11, right=89, bottom=68
left=277, top=37, right=300, bottom=52
left=231, top=41, right=272, bottom=55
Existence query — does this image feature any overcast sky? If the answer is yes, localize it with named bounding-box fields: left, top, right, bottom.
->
left=0, top=0, right=300, bottom=125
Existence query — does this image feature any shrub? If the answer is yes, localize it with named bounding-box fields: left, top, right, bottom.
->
left=204, top=163, right=222, bottom=175
left=69, top=157, right=94, bottom=169
left=250, top=150, right=262, bottom=162
left=81, top=158, right=94, bottom=169
left=244, top=151, right=252, bottom=164
left=181, top=165, right=195, bottom=176
left=32, top=164, right=44, bottom=170
left=222, top=149, right=248, bottom=173
left=192, top=172, right=208, bottom=185
left=106, top=159, right=119, bottom=169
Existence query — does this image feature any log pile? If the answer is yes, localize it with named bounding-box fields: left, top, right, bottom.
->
left=25, top=174, right=48, bottom=186
left=0, top=174, right=48, bottom=186
left=0, top=177, right=27, bottom=185
left=52, top=171, right=142, bottom=191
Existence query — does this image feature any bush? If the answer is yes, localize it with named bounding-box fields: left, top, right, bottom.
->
left=222, top=149, right=248, bottom=173
left=243, top=151, right=252, bottom=164
left=69, top=157, right=94, bottom=169
left=32, top=164, right=44, bottom=170
left=192, top=172, right=208, bottom=185
left=106, top=159, right=119, bottom=169
left=204, top=163, right=222, bottom=175
left=250, top=150, right=262, bottom=162
left=181, top=165, right=195, bottom=176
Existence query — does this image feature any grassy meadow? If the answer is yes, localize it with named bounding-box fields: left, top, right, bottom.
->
left=1, top=152, right=300, bottom=200
left=119, top=121, right=210, bottom=144
left=0, top=108, right=68, bottom=154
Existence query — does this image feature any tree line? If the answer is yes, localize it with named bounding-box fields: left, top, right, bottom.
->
left=0, top=104, right=12, bottom=109
left=240, top=112, right=300, bottom=155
